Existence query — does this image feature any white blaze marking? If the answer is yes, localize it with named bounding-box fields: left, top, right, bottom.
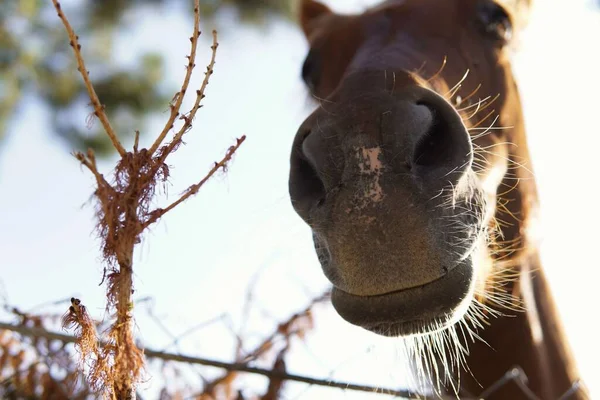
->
left=356, top=147, right=385, bottom=204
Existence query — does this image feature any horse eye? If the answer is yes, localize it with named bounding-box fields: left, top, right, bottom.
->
left=476, top=0, right=513, bottom=43
left=301, top=48, right=321, bottom=92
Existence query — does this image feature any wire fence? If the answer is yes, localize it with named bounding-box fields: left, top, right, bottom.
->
left=0, top=319, right=588, bottom=399
left=459, top=366, right=586, bottom=400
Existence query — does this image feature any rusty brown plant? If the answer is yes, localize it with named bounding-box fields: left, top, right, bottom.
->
left=49, top=0, right=245, bottom=398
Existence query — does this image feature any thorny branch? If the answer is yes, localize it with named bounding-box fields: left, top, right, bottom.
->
left=49, top=0, right=245, bottom=398
left=152, top=32, right=219, bottom=162
left=148, top=5, right=202, bottom=156
left=166, top=30, right=219, bottom=150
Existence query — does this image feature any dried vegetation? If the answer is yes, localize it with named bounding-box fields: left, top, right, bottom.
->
left=13, top=0, right=244, bottom=397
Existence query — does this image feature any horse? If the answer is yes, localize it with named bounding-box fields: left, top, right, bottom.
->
left=288, top=0, right=588, bottom=398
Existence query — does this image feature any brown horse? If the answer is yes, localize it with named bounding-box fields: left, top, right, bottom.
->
left=288, top=0, right=588, bottom=398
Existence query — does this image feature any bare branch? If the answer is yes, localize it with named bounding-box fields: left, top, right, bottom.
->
left=144, top=135, right=246, bottom=228
left=5, top=319, right=583, bottom=399
left=156, top=30, right=220, bottom=162
left=240, top=291, right=328, bottom=364
left=49, top=0, right=242, bottom=397
left=0, top=321, right=421, bottom=398
left=50, top=0, right=126, bottom=157
left=73, top=151, right=110, bottom=190
left=148, top=1, right=204, bottom=156
left=199, top=291, right=328, bottom=397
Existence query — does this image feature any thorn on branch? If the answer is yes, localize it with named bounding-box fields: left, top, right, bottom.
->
left=148, top=4, right=211, bottom=156
left=133, top=131, right=140, bottom=154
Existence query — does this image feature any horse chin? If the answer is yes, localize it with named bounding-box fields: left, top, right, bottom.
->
left=330, top=258, right=476, bottom=337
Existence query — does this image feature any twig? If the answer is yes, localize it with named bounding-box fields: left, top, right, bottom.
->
left=199, top=292, right=327, bottom=397
left=0, top=321, right=420, bottom=399
left=50, top=0, right=126, bottom=157
left=148, top=4, right=204, bottom=156
left=260, top=346, right=287, bottom=400
left=239, top=291, right=328, bottom=364
left=157, top=30, right=219, bottom=162
left=144, top=135, right=246, bottom=228
left=25, top=297, right=73, bottom=313
left=73, top=151, right=111, bottom=190
left=6, top=321, right=584, bottom=399
left=49, top=0, right=242, bottom=397
left=159, top=314, right=229, bottom=352
left=235, top=266, right=268, bottom=362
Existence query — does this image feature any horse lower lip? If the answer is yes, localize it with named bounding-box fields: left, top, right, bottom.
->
left=330, top=260, right=474, bottom=337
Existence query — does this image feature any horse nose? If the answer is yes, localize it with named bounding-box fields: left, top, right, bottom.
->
left=289, top=86, right=473, bottom=218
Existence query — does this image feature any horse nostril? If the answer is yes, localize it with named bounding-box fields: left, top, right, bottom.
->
left=412, top=106, right=454, bottom=167
left=301, top=128, right=312, bottom=141
left=297, top=154, right=325, bottom=202
left=409, top=98, right=472, bottom=179
left=289, top=126, right=327, bottom=216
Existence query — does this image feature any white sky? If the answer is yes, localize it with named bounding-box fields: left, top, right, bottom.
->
left=0, top=0, right=598, bottom=398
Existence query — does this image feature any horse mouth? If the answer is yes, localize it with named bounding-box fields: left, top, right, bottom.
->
left=330, top=259, right=476, bottom=337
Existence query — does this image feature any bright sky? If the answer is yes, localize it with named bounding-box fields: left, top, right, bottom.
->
left=0, top=0, right=598, bottom=398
